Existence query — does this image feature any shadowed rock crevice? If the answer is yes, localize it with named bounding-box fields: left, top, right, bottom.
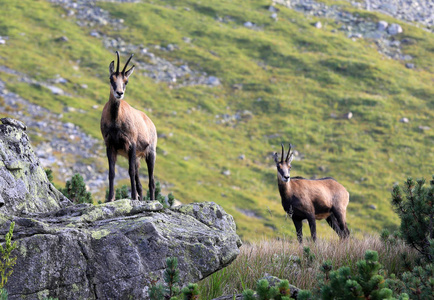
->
left=0, top=118, right=242, bottom=300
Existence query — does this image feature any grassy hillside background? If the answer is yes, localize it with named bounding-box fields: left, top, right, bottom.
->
left=0, top=0, right=432, bottom=241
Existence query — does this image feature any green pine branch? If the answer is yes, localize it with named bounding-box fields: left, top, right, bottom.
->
left=0, top=222, right=17, bottom=289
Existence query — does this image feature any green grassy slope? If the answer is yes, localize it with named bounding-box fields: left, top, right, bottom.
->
left=0, top=0, right=432, bottom=241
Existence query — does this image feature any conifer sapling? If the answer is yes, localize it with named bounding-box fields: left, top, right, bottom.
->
left=0, top=222, right=17, bottom=291
left=60, top=173, right=92, bottom=204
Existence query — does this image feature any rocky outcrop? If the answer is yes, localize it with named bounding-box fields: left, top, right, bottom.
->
left=4, top=200, right=241, bottom=299
left=0, top=119, right=242, bottom=299
left=0, top=118, right=70, bottom=215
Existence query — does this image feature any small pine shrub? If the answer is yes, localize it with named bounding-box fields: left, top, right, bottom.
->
left=257, top=279, right=277, bottom=299
left=105, top=185, right=130, bottom=202
left=293, top=246, right=316, bottom=270
left=0, top=222, right=17, bottom=290
left=44, top=168, right=54, bottom=184
left=308, top=259, right=334, bottom=296
left=116, top=185, right=130, bottom=200
left=391, top=176, right=434, bottom=262
left=275, top=280, right=292, bottom=299
left=242, top=289, right=256, bottom=300
left=302, top=247, right=316, bottom=266
left=401, top=264, right=434, bottom=298
left=60, top=173, right=92, bottom=204
left=149, top=257, right=181, bottom=300
left=148, top=257, right=201, bottom=300
left=380, top=229, right=391, bottom=243
left=242, top=279, right=292, bottom=300
left=0, top=289, right=7, bottom=300
left=380, top=229, right=402, bottom=247
left=320, top=260, right=333, bottom=280
left=300, top=250, right=409, bottom=300
left=149, top=284, right=165, bottom=300
left=181, top=283, right=199, bottom=300
left=168, top=193, right=175, bottom=207
left=145, top=181, right=176, bottom=208
left=387, top=263, right=434, bottom=299
left=164, top=257, right=180, bottom=298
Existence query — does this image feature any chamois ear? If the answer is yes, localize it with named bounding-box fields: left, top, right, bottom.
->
left=109, top=60, right=115, bottom=75
left=273, top=152, right=279, bottom=164
left=287, top=152, right=294, bottom=164
left=125, top=65, right=135, bottom=78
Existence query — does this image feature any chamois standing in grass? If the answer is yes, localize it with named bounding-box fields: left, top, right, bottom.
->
left=274, top=143, right=350, bottom=242
left=101, top=51, right=157, bottom=202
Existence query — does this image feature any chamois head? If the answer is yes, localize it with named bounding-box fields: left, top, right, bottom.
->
left=109, top=51, right=135, bottom=100
left=274, top=143, right=294, bottom=183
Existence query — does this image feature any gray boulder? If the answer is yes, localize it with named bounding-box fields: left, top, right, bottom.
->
left=0, top=118, right=70, bottom=215
left=387, top=23, right=403, bottom=35
left=0, top=118, right=242, bottom=299
left=377, top=20, right=388, bottom=31
left=207, top=76, right=221, bottom=86
left=45, top=85, right=65, bottom=95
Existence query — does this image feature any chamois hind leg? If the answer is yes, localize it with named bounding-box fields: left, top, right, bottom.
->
left=135, top=160, right=143, bottom=201
left=145, top=148, right=156, bottom=201
left=292, top=218, right=303, bottom=243
left=306, top=214, right=317, bottom=242
left=106, top=147, right=117, bottom=202
left=326, top=214, right=343, bottom=238
left=332, top=208, right=350, bottom=239
left=128, top=144, right=138, bottom=200
left=342, top=221, right=350, bottom=238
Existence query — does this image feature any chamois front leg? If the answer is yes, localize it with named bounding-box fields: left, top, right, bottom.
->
left=146, top=150, right=156, bottom=200
left=128, top=144, right=138, bottom=200
left=292, top=218, right=303, bottom=243
left=135, top=161, right=143, bottom=201
left=106, top=147, right=117, bottom=202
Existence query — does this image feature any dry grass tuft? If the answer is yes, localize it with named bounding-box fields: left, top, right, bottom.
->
left=198, top=235, right=417, bottom=299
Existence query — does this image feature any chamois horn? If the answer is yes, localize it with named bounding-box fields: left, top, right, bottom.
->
left=281, top=143, right=285, bottom=163
left=286, top=144, right=292, bottom=162
left=122, top=53, right=134, bottom=74
left=115, top=51, right=120, bottom=75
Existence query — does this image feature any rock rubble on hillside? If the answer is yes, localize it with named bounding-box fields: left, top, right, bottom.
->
left=215, top=110, right=254, bottom=125
left=351, top=0, right=433, bottom=31
left=0, top=36, right=8, bottom=45
left=0, top=66, right=71, bottom=97
left=49, top=0, right=221, bottom=87
left=273, top=0, right=431, bottom=62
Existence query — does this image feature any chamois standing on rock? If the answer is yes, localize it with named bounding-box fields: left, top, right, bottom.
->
left=101, top=51, right=157, bottom=202
left=274, top=143, right=350, bottom=242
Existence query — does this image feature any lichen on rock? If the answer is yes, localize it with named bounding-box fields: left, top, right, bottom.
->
left=0, top=118, right=70, bottom=215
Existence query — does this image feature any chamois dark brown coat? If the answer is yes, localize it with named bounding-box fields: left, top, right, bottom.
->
left=274, top=144, right=350, bottom=242
left=101, top=51, right=157, bottom=202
